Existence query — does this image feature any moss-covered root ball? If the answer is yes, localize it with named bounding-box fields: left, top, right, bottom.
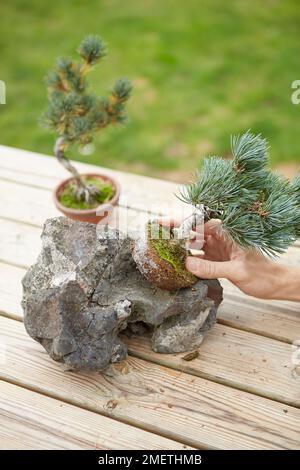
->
left=132, top=221, right=197, bottom=291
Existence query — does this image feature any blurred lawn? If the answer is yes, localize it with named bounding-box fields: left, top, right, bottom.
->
left=0, top=0, right=299, bottom=180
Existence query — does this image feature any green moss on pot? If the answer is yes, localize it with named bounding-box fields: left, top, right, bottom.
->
left=59, top=177, right=115, bottom=210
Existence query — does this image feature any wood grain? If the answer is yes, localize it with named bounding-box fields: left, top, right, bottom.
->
left=0, top=145, right=185, bottom=214
left=125, top=324, right=300, bottom=407
left=0, top=380, right=191, bottom=450
left=0, top=262, right=24, bottom=319
left=0, top=218, right=42, bottom=268
left=0, top=179, right=150, bottom=232
left=219, top=282, right=300, bottom=342
left=0, top=315, right=300, bottom=450
left=1, top=145, right=300, bottom=449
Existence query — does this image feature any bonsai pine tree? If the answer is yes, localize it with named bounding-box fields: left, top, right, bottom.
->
left=178, top=131, right=300, bottom=257
left=42, top=35, right=132, bottom=204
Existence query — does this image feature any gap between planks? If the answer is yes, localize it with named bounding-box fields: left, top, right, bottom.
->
left=1, top=315, right=300, bottom=450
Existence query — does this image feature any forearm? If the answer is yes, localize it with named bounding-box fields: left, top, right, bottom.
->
left=271, top=264, right=300, bottom=302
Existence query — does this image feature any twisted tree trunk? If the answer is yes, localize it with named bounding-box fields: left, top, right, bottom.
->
left=54, top=137, right=86, bottom=190
left=54, top=137, right=100, bottom=204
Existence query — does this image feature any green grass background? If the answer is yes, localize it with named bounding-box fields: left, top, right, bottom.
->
left=0, top=0, right=299, bottom=180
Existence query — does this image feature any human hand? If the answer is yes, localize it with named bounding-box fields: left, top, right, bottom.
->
left=159, top=216, right=300, bottom=301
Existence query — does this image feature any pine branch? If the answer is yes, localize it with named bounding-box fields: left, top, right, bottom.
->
left=100, top=79, right=133, bottom=125
left=221, top=206, right=265, bottom=251
left=112, top=78, right=132, bottom=103
left=78, top=35, right=107, bottom=66
left=179, top=131, right=300, bottom=257
left=231, top=130, right=268, bottom=174
left=42, top=35, right=132, bottom=147
left=179, top=158, right=240, bottom=210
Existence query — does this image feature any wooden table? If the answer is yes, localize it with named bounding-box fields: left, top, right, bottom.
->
left=0, top=145, right=300, bottom=450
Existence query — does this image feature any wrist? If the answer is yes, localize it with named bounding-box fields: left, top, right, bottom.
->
left=271, top=264, right=300, bottom=302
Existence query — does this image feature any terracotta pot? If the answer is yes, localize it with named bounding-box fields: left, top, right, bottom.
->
left=53, top=173, right=120, bottom=224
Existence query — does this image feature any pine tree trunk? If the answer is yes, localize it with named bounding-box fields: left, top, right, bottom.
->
left=54, top=137, right=86, bottom=190
left=54, top=137, right=102, bottom=204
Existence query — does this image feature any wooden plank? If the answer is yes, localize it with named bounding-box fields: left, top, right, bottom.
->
left=1, top=215, right=300, bottom=343
left=1, top=316, right=300, bottom=450
left=0, top=179, right=59, bottom=227
left=0, top=262, right=24, bottom=319
left=3, top=176, right=297, bottom=270
left=219, top=282, right=300, bottom=343
left=126, top=325, right=300, bottom=407
left=0, top=179, right=150, bottom=237
left=0, top=209, right=149, bottom=271
left=2, top=145, right=299, bottom=246
left=0, top=166, right=61, bottom=191
left=1, top=144, right=299, bottom=249
left=1, top=262, right=299, bottom=407
left=0, top=145, right=185, bottom=214
left=0, top=164, right=185, bottom=218
left=0, top=218, right=41, bottom=268
left=2, top=153, right=299, bottom=265
left=0, top=380, right=190, bottom=450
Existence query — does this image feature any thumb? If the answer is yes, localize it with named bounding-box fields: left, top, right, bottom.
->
left=186, top=256, right=233, bottom=280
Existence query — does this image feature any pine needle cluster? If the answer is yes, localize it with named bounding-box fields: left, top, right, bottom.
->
left=42, top=35, right=132, bottom=148
left=179, top=131, right=300, bottom=257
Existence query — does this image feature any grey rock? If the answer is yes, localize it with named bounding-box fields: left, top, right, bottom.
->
left=22, top=217, right=223, bottom=371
